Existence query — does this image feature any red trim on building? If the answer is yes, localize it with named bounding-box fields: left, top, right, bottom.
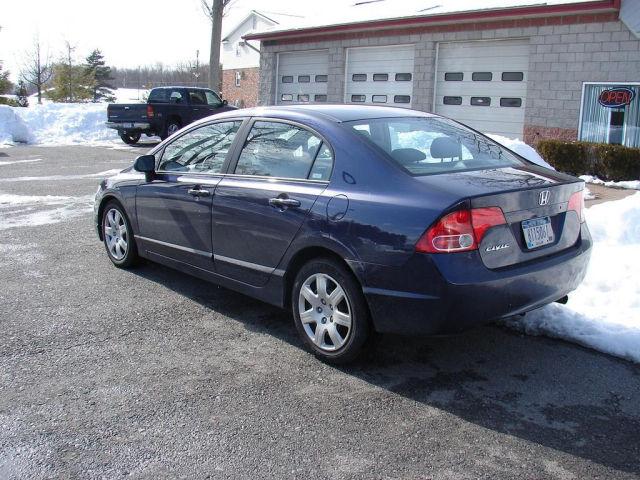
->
left=259, top=12, right=618, bottom=47
left=245, top=0, right=619, bottom=42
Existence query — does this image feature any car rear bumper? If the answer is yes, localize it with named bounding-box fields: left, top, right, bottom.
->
left=105, top=121, right=151, bottom=130
left=363, top=224, right=592, bottom=335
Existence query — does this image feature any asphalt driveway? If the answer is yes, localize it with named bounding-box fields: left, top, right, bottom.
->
left=0, top=145, right=638, bottom=479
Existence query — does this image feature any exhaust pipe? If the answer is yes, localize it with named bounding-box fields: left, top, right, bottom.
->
left=555, top=295, right=569, bottom=305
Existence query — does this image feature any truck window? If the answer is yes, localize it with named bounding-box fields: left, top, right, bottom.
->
left=169, top=89, right=184, bottom=104
left=189, top=90, right=207, bottom=105
left=205, top=91, right=222, bottom=107
left=148, top=89, right=168, bottom=103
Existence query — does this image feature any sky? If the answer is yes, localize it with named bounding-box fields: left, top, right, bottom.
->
left=0, top=0, right=352, bottom=82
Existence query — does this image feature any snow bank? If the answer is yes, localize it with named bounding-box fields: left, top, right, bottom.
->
left=488, top=134, right=555, bottom=170
left=12, top=103, right=119, bottom=145
left=580, top=175, right=640, bottom=191
left=0, top=106, right=34, bottom=145
left=503, top=193, right=640, bottom=363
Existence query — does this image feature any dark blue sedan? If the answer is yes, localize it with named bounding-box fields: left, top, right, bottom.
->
left=95, top=105, right=591, bottom=363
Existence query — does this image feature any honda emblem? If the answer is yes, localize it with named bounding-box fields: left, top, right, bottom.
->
left=539, top=190, right=550, bottom=206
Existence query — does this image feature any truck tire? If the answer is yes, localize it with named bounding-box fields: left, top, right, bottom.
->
left=119, top=131, right=141, bottom=145
left=161, top=119, right=181, bottom=140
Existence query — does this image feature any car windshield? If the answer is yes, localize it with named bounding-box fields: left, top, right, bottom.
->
left=345, top=117, right=526, bottom=175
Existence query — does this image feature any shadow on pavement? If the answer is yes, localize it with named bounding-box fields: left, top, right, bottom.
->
left=130, top=261, right=640, bottom=475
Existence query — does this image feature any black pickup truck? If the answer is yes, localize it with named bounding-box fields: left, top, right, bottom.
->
left=106, top=86, right=237, bottom=144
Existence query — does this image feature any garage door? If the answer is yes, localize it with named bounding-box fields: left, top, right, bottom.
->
left=345, top=45, right=415, bottom=108
left=276, top=50, right=329, bottom=105
left=435, top=39, right=530, bottom=139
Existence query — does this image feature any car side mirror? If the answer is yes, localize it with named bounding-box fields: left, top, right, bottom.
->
left=222, top=99, right=228, bottom=106
left=133, top=154, right=156, bottom=182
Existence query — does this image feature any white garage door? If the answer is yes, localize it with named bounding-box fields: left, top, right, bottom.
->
left=345, top=45, right=415, bottom=108
left=276, top=50, right=329, bottom=105
left=435, top=39, right=530, bottom=138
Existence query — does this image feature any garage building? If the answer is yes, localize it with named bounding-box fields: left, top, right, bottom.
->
left=246, top=0, right=640, bottom=146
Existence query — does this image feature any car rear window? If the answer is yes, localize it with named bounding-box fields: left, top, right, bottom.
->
left=345, top=117, right=525, bottom=176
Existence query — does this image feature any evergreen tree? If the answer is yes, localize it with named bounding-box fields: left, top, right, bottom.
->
left=47, top=63, right=92, bottom=102
left=84, top=49, right=114, bottom=102
left=0, top=61, right=13, bottom=95
left=15, top=80, right=28, bottom=107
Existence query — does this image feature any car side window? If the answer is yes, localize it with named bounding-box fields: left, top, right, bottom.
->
left=205, top=91, right=222, bottom=107
left=189, top=90, right=207, bottom=105
left=169, top=90, right=183, bottom=104
left=158, top=121, right=242, bottom=174
left=308, top=143, right=333, bottom=181
left=234, top=121, right=328, bottom=180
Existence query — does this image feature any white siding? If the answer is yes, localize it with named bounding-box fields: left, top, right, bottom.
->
left=435, top=39, right=530, bottom=138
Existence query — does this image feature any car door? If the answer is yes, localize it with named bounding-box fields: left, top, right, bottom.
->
left=135, top=119, right=244, bottom=272
left=211, top=119, right=334, bottom=286
left=203, top=90, right=227, bottom=116
left=187, top=89, right=211, bottom=122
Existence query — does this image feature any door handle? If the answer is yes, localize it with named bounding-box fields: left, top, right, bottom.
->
left=188, top=188, right=211, bottom=197
left=269, top=197, right=301, bottom=208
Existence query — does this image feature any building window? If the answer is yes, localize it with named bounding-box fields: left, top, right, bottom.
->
left=579, top=83, right=640, bottom=147
left=502, top=72, right=524, bottom=81
left=395, top=73, right=412, bottom=82
left=352, top=74, right=367, bottom=82
left=281, top=76, right=293, bottom=84
left=298, top=94, right=310, bottom=102
left=298, top=75, right=310, bottom=83
left=373, top=73, right=388, bottom=82
left=372, top=95, right=387, bottom=103
left=500, top=97, right=522, bottom=107
left=472, top=72, right=492, bottom=81
left=443, top=96, right=462, bottom=105
left=394, top=95, right=411, bottom=104
left=351, top=94, right=366, bottom=103
left=281, top=94, right=293, bottom=102
left=471, top=97, right=491, bottom=106
left=315, top=75, right=328, bottom=83
left=444, top=72, right=463, bottom=81
left=235, top=71, right=241, bottom=87
left=314, top=94, right=327, bottom=102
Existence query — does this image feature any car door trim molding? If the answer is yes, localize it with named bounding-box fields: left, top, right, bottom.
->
left=135, top=235, right=212, bottom=258
left=213, top=254, right=275, bottom=274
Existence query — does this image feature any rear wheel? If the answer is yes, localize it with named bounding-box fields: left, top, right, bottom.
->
left=161, top=119, right=181, bottom=140
left=119, top=131, right=141, bottom=145
left=292, top=258, right=370, bottom=364
left=101, top=202, right=138, bottom=268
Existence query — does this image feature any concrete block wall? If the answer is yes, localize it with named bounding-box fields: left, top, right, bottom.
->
left=259, top=14, right=640, bottom=143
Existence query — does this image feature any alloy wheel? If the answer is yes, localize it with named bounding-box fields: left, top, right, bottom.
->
left=104, top=208, right=128, bottom=261
left=298, top=273, right=352, bottom=351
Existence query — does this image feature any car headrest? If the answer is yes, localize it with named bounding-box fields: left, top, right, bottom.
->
left=430, top=136, right=462, bottom=159
left=355, top=129, right=371, bottom=138
left=391, top=148, right=426, bottom=165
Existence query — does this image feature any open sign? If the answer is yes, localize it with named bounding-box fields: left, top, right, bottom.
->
left=598, top=87, right=635, bottom=108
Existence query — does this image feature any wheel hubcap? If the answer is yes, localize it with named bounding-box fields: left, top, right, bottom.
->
left=298, top=273, right=352, bottom=352
left=104, top=208, right=128, bottom=261
left=168, top=124, right=179, bottom=135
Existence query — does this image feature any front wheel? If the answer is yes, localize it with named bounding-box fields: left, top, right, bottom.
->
left=119, top=131, right=141, bottom=145
left=161, top=120, right=181, bottom=140
left=292, top=258, right=370, bottom=364
left=101, top=202, right=138, bottom=268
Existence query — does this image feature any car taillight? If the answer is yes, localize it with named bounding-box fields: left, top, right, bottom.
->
left=415, top=207, right=507, bottom=254
left=146, top=105, right=154, bottom=118
left=568, top=190, right=585, bottom=223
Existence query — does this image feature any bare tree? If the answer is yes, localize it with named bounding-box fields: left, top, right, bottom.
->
left=201, top=0, right=235, bottom=92
left=21, top=37, right=53, bottom=104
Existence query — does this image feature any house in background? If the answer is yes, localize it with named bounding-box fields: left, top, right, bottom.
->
left=246, top=0, right=640, bottom=146
left=221, top=10, right=301, bottom=108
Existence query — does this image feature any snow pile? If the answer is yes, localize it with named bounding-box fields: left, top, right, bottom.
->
left=580, top=175, right=640, bottom=191
left=503, top=192, right=640, bottom=363
left=12, top=103, right=118, bottom=145
left=488, top=134, right=555, bottom=170
left=0, top=106, right=34, bottom=145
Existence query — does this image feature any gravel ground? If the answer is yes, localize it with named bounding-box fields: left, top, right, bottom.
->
left=0, top=145, right=639, bottom=480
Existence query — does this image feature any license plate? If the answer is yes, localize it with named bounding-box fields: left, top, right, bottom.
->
left=522, top=216, right=554, bottom=249
left=122, top=123, right=134, bottom=128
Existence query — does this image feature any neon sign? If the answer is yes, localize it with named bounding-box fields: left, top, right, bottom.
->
left=598, top=87, right=635, bottom=108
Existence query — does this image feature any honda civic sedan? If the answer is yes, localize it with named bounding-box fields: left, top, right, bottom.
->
left=95, top=105, right=591, bottom=363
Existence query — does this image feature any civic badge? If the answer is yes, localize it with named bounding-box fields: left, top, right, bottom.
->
left=539, top=190, right=550, bottom=206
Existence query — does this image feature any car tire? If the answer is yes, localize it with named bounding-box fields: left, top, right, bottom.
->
left=119, top=131, right=141, bottom=145
left=161, top=119, right=181, bottom=140
left=292, top=258, right=370, bottom=364
left=101, top=201, right=139, bottom=268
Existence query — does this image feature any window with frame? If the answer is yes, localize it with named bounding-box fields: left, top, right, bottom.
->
left=395, top=73, right=412, bottom=81
left=235, top=71, right=241, bottom=87
left=500, top=97, right=522, bottom=107
left=315, top=75, right=328, bottom=83
left=373, top=73, right=388, bottom=81
left=502, top=72, right=524, bottom=81
left=158, top=121, right=242, bottom=174
left=314, top=94, right=328, bottom=102
left=352, top=74, right=367, bottom=82
left=372, top=95, right=387, bottom=103
left=297, top=94, right=310, bottom=102
left=281, top=75, right=294, bottom=83
left=234, top=121, right=333, bottom=180
left=351, top=94, right=366, bottom=103
left=298, top=75, right=311, bottom=83
left=443, top=96, right=462, bottom=105
left=472, top=72, right=493, bottom=81
left=444, top=72, right=463, bottom=81
left=394, top=95, right=411, bottom=104
left=471, top=97, right=491, bottom=106
left=281, top=94, right=293, bottom=102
